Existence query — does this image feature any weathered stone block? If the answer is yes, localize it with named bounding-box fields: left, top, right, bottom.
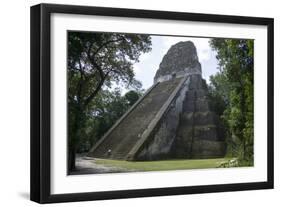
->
left=193, top=125, right=218, bottom=141
left=193, top=112, right=218, bottom=125
left=195, top=99, right=210, bottom=112
left=185, top=90, right=196, bottom=100
left=183, top=100, right=196, bottom=112
left=191, top=140, right=226, bottom=158
left=188, top=75, right=202, bottom=90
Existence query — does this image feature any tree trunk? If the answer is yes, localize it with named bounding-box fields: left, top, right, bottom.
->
left=68, top=73, right=106, bottom=172
left=68, top=104, right=84, bottom=172
left=240, top=85, right=246, bottom=160
left=68, top=145, right=76, bottom=173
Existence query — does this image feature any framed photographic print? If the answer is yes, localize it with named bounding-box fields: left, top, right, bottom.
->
left=30, top=3, right=274, bottom=203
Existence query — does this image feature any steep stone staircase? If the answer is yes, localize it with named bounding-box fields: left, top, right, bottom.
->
left=88, top=77, right=184, bottom=159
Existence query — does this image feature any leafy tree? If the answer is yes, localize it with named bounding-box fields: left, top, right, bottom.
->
left=124, top=90, right=142, bottom=106
left=67, top=32, right=151, bottom=171
left=209, top=39, right=254, bottom=165
left=208, top=73, right=229, bottom=116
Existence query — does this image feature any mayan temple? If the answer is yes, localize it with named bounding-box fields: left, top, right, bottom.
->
left=88, top=41, right=226, bottom=161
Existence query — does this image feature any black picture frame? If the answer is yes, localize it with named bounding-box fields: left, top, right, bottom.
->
left=30, top=3, right=274, bottom=204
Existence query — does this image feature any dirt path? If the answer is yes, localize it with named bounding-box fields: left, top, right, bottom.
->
left=69, top=156, right=131, bottom=175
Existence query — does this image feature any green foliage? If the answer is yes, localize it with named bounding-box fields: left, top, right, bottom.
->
left=209, top=39, right=254, bottom=166
left=208, top=73, right=228, bottom=116
left=125, top=90, right=142, bottom=106
left=67, top=31, right=152, bottom=170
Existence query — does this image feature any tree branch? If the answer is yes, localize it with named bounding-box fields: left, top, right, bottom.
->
left=76, top=59, right=85, bottom=104
left=93, top=36, right=126, bottom=57
left=83, top=36, right=127, bottom=107
left=83, top=77, right=105, bottom=107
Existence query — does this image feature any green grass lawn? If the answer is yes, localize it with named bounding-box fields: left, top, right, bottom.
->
left=95, top=158, right=233, bottom=172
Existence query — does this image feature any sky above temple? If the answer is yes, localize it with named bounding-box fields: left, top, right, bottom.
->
left=133, top=35, right=219, bottom=90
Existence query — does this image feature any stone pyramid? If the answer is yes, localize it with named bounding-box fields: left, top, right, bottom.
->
left=88, top=41, right=226, bottom=161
